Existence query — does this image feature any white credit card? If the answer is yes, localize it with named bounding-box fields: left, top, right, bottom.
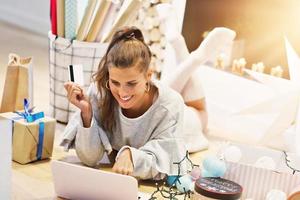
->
left=68, top=64, right=84, bottom=86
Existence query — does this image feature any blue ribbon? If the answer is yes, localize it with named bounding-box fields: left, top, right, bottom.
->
left=14, top=99, right=44, bottom=122
left=37, top=122, right=45, bottom=160
left=13, top=98, right=45, bottom=160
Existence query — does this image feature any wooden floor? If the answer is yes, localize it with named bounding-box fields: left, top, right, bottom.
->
left=10, top=121, right=206, bottom=199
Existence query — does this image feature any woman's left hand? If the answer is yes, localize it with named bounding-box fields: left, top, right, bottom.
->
left=112, top=148, right=134, bottom=176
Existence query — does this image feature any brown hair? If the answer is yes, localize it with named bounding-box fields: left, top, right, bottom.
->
left=93, top=26, right=152, bottom=133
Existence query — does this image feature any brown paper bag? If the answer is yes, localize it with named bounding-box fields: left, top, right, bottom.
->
left=0, top=53, right=33, bottom=113
left=0, top=112, right=56, bottom=164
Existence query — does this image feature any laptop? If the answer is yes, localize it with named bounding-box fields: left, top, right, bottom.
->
left=51, top=160, right=151, bottom=200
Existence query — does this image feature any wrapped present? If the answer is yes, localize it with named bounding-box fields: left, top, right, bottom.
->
left=0, top=100, right=56, bottom=164
left=219, top=143, right=300, bottom=199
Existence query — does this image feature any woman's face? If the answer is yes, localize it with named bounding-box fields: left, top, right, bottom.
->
left=108, top=65, right=149, bottom=110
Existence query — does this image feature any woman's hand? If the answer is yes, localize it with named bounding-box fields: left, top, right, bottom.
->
left=112, top=148, right=134, bottom=176
left=64, top=82, right=92, bottom=127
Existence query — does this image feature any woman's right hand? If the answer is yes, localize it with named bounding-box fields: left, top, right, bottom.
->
left=64, top=82, right=92, bottom=127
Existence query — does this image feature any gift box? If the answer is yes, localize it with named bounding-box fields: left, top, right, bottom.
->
left=0, top=111, right=56, bottom=164
left=219, top=143, right=300, bottom=199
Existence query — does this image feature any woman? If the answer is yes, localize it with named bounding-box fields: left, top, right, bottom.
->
left=61, top=26, right=235, bottom=180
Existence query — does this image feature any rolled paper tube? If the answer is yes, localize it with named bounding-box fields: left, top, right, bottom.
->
left=65, top=0, right=77, bottom=40
left=95, top=1, right=121, bottom=42
left=101, top=0, right=142, bottom=42
left=86, top=0, right=112, bottom=42
left=50, top=0, right=57, bottom=35
left=57, top=0, right=65, bottom=37
left=76, top=0, right=98, bottom=41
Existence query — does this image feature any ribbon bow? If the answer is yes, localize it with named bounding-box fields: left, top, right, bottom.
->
left=8, top=53, right=32, bottom=68
left=14, top=99, right=44, bottom=122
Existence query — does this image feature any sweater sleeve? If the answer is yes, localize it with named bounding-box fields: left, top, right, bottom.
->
left=60, top=84, right=112, bottom=167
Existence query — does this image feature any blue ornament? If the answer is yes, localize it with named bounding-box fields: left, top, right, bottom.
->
left=176, top=174, right=193, bottom=192
left=166, top=175, right=179, bottom=186
left=202, top=155, right=227, bottom=177
left=201, top=168, right=214, bottom=178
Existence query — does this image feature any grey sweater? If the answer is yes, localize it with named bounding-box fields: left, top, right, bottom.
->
left=60, top=81, right=187, bottom=180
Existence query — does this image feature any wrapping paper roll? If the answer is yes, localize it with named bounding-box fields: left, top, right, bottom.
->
left=65, top=0, right=77, bottom=40
left=86, top=0, right=112, bottom=42
left=50, top=0, right=57, bottom=35
left=77, top=0, right=98, bottom=41
left=101, top=0, right=142, bottom=42
left=95, top=1, right=122, bottom=42
left=57, top=0, right=65, bottom=37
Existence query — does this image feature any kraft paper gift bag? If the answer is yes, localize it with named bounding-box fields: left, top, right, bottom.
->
left=0, top=54, right=33, bottom=113
left=0, top=112, right=56, bottom=164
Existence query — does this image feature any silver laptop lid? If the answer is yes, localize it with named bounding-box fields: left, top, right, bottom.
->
left=51, top=160, right=139, bottom=200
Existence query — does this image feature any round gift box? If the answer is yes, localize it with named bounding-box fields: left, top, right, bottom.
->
left=192, top=177, right=242, bottom=200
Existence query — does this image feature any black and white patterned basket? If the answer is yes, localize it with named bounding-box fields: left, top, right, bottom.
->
left=48, top=32, right=108, bottom=123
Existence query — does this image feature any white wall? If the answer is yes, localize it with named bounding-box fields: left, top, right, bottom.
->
left=0, top=0, right=49, bottom=35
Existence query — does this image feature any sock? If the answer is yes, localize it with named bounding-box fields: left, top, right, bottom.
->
left=156, top=3, right=189, bottom=64
left=163, top=27, right=236, bottom=94
left=191, top=27, right=236, bottom=64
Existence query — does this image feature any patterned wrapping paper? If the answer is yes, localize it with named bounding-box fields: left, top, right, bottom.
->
left=48, top=32, right=108, bottom=123
left=221, top=143, right=300, bottom=199
left=224, top=161, right=300, bottom=199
